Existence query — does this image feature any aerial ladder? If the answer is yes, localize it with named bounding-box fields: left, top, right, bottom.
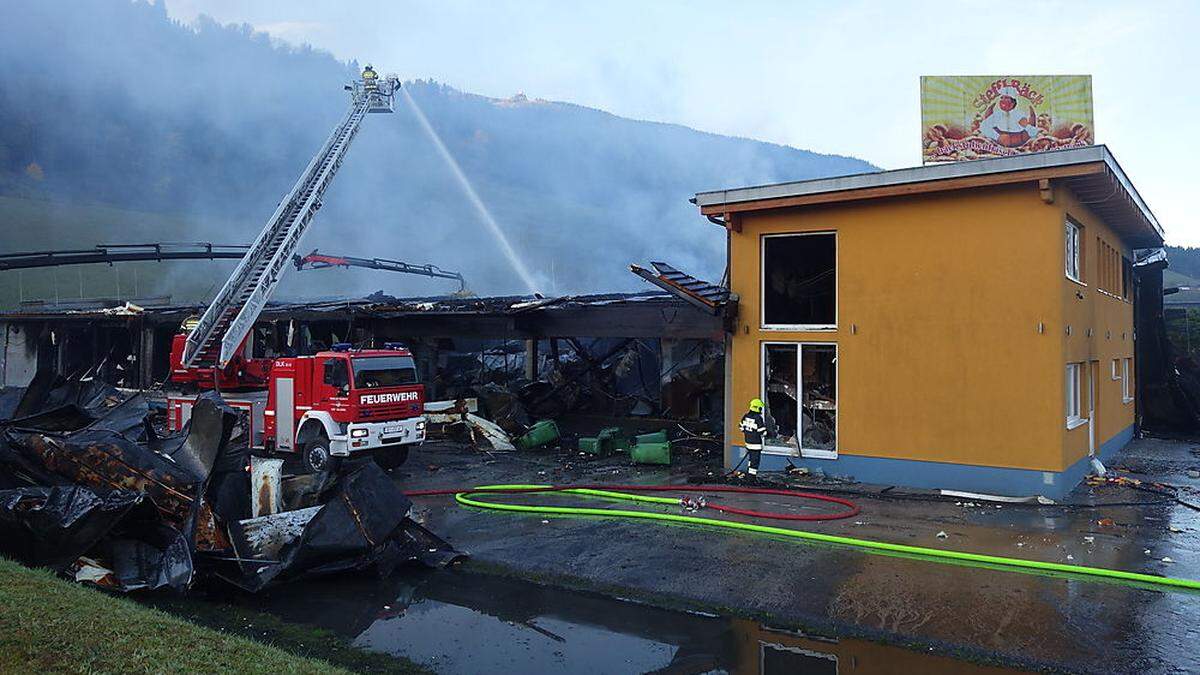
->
left=182, top=69, right=400, bottom=371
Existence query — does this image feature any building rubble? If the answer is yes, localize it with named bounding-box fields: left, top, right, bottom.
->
left=0, top=373, right=459, bottom=593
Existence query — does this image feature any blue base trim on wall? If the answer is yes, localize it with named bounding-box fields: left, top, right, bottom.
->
left=734, top=424, right=1135, bottom=500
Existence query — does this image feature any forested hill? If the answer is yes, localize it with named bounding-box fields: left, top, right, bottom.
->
left=0, top=0, right=875, bottom=301
left=1166, top=247, right=1200, bottom=280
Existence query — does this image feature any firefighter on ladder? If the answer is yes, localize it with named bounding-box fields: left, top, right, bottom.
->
left=739, top=398, right=770, bottom=477
left=362, top=64, right=379, bottom=92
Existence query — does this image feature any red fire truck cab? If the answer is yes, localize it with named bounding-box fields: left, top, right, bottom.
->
left=263, top=345, right=426, bottom=472
left=168, top=342, right=425, bottom=473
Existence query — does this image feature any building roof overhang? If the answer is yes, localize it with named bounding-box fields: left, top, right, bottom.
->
left=693, top=145, right=1164, bottom=247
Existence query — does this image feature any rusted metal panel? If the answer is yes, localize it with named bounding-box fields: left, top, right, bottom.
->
left=192, top=501, right=230, bottom=552
left=22, top=431, right=199, bottom=528
left=250, top=456, right=283, bottom=518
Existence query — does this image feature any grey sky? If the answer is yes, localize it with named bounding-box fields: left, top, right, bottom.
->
left=167, top=0, right=1198, bottom=245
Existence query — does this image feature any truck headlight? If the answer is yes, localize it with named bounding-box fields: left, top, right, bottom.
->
left=416, top=419, right=426, bottom=431
left=350, top=428, right=368, bottom=438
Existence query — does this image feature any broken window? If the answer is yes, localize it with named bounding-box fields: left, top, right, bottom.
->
left=763, top=344, right=799, bottom=450
left=762, top=232, right=836, bottom=328
left=801, top=344, right=837, bottom=454
left=761, top=342, right=837, bottom=457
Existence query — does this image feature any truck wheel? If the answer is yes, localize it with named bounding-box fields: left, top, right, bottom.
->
left=302, top=436, right=340, bottom=474
left=373, top=446, right=409, bottom=471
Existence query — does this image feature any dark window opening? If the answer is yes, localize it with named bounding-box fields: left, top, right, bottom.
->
left=763, top=233, right=836, bottom=327
left=353, top=356, right=418, bottom=388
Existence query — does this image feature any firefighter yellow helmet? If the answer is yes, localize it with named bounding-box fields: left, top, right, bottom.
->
left=749, top=398, right=764, bottom=413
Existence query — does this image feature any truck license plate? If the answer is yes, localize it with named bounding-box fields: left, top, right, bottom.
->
left=384, top=425, right=404, bottom=435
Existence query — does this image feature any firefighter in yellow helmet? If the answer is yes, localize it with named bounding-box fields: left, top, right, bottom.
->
left=362, top=64, right=379, bottom=92
left=739, top=398, right=769, bottom=477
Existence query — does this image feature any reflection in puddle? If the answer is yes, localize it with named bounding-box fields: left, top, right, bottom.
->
left=238, top=570, right=1025, bottom=674
left=356, top=600, right=678, bottom=674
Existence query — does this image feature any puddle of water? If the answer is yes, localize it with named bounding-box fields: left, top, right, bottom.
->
left=357, top=600, right=678, bottom=674
left=231, top=569, right=1027, bottom=674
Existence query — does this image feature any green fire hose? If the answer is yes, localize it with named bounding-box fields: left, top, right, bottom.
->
left=450, top=484, right=1200, bottom=593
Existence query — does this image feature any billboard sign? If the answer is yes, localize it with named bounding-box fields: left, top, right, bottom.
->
left=921, top=75, right=1093, bottom=163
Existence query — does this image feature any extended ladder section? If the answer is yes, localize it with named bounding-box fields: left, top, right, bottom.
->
left=183, top=76, right=398, bottom=369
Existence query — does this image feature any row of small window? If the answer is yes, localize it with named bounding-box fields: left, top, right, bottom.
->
left=1065, top=219, right=1132, bottom=299
left=1065, top=358, right=1133, bottom=427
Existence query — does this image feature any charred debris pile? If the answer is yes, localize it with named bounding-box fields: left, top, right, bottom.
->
left=0, top=373, right=457, bottom=593
left=423, top=333, right=725, bottom=464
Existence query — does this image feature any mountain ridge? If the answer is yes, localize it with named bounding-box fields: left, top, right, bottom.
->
left=0, top=0, right=877, bottom=301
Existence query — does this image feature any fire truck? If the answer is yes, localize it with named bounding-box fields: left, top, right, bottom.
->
left=167, top=66, right=426, bottom=473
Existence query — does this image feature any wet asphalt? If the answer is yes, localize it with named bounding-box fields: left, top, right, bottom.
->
left=387, top=436, right=1200, bottom=674
left=242, top=566, right=1027, bottom=674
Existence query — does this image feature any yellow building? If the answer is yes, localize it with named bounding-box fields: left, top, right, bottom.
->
left=694, top=146, right=1163, bottom=498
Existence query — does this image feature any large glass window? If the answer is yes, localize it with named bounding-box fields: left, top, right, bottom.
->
left=761, top=343, right=837, bottom=458
left=762, top=233, right=836, bottom=328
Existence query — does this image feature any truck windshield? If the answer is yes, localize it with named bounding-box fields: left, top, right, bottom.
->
left=352, top=356, right=418, bottom=388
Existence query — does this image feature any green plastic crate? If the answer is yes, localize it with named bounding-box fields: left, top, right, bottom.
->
left=596, top=427, right=626, bottom=454
left=629, top=441, right=671, bottom=465
left=515, top=420, right=560, bottom=450
left=634, top=430, right=668, bottom=445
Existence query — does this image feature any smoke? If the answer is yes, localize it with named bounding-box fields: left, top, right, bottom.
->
left=0, top=0, right=876, bottom=306
left=399, top=86, right=541, bottom=295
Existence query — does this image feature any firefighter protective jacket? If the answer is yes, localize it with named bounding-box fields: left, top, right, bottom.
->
left=739, top=411, right=768, bottom=449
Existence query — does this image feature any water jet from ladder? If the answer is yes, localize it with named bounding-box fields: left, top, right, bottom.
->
left=400, top=87, right=541, bottom=296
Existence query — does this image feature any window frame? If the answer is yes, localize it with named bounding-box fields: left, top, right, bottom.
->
left=1065, top=218, right=1083, bottom=284
left=760, top=231, right=838, bottom=331
left=1066, top=362, right=1087, bottom=429
left=1122, top=357, right=1134, bottom=403
left=323, top=358, right=349, bottom=390
left=351, top=355, right=419, bottom=389
left=759, top=340, right=839, bottom=459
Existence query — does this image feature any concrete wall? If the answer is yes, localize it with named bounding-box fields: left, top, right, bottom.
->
left=725, top=180, right=1139, bottom=495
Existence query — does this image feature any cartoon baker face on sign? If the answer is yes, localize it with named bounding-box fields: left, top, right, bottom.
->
left=980, top=86, right=1039, bottom=147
